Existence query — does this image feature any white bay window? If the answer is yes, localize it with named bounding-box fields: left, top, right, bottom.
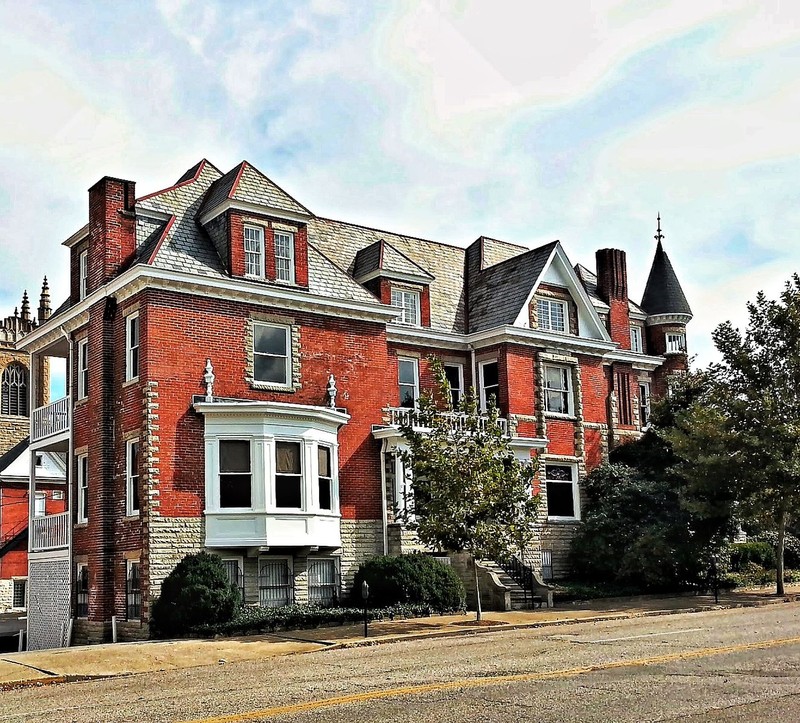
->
left=195, top=400, right=348, bottom=548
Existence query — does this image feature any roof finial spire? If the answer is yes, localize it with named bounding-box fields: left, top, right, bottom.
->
left=20, top=291, right=30, bottom=322
left=655, top=213, right=665, bottom=244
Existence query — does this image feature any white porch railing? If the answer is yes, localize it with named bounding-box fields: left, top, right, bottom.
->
left=384, top=407, right=508, bottom=435
left=31, top=396, right=70, bottom=443
left=30, top=511, right=69, bottom=551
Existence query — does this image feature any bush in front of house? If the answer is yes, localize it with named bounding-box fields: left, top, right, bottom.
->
left=191, top=602, right=440, bottom=637
left=729, top=541, right=776, bottom=572
left=150, top=551, right=241, bottom=639
left=350, top=553, right=466, bottom=612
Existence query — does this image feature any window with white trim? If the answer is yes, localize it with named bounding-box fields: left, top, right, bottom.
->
left=318, top=445, right=333, bottom=511
left=77, top=453, right=88, bottom=523
left=126, top=439, right=140, bottom=516
left=390, top=289, right=420, bottom=326
left=545, top=463, right=579, bottom=520
left=275, top=441, right=303, bottom=508
left=79, top=249, right=88, bottom=300
left=219, top=440, right=252, bottom=508
left=308, top=558, right=339, bottom=604
left=639, top=382, right=651, bottom=428
left=259, top=557, right=292, bottom=607
left=77, top=339, right=88, bottom=400
left=34, top=492, right=46, bottom=518
left=630, top=325, right=643, bottom=353
left=253, top=322, right=291, bottom=386
left=126, top=312, right=139, bottom=381
left=274, top=231, right=295, bottom=283
left=543, top=364, right=573, bottom=416
left=479, top=360, right=499, bottom=411
left=443, top=363, right=464, bottom=408
left=398, top=357, right=419, bottom=409
left=244, top=225, right=265, bottom=278
left=536, top=298, right=567, bottom=333
left=666, top=333, right=686, bottom=354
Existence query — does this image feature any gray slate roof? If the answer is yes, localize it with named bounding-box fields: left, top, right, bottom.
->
left=468, top=242, right=557, bottom=333
left=352, top=239, right=434, bottom=281
left=640, top=241, right=693, bottom=316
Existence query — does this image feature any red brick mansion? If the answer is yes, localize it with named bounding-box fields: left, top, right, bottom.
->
left=19, top=160, right=691, bottom=648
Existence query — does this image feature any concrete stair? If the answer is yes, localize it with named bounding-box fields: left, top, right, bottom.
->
left=479, top=560, right=542, bottom=610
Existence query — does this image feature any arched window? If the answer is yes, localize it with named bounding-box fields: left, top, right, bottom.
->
left=1, top=363, right=28, bottom=417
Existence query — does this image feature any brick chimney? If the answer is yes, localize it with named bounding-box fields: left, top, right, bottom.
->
left=88, top=176, right=137, bottom=290
left=596, top=248, right=631, bottom=348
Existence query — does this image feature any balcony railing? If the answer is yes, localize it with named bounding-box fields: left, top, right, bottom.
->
left=31, top=396, right=70, bottom=443
left=384, top=407, right=508, bottom=435
left=30, top=511, right=69, bottom=551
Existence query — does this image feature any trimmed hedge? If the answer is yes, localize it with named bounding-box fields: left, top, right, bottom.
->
left=191, top=602, right=440, bottom=637
left=350, top=553, right=466, bottom=612
left=151, top=552, right=240, bottom=639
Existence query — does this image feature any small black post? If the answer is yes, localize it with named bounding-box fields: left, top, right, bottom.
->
left=361, top=580, right=370, bottom=638
left=712, top=554, right=719, bottom=604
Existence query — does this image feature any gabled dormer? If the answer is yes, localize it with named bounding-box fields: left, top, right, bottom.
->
left=353, top=239, right=434, bottom=327
left=197, top=161, right=313, bottom=289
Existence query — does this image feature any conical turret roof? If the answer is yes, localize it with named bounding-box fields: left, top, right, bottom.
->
left=640, top=219, right=692, bottom=317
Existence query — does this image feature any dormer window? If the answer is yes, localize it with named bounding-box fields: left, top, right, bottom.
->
left=390, top=288, right=420, bottom=326
left=244, top=226, right=265, bottom=278
left=536, top=298, right=566, bottom=333
left=274, top=231, right=295, bottom=283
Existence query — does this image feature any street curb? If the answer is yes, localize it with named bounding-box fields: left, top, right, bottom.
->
left=321, top=595, right=799, bottom=651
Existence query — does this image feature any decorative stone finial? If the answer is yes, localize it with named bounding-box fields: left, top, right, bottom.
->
left=39, top=277, right=51, bottom=322
left=20, top=291, right=31, bottom=322
left=203, top=358, right=215, bottom=402
left=327, top=373, right=338, bottom=409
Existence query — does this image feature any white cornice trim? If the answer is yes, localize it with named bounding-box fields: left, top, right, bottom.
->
left=603, top=350, right=665, bottom=371
left=470, top=326, right=617, bottom=356
left=646, top=312, right=692, bottom=327
left=18, top=264, right=397, bottom=352
left=355, top=269, right=434, bottom=285
left=194, top=399, right=350, bottom=427
left=198, top=198, right=313, bottom=226
left=386, top=326, right=467, bottom=350
left=61, top=224, right=90, bottom=249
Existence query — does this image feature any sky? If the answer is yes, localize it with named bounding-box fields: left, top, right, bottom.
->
left=1, top=0, right=799, bottom=372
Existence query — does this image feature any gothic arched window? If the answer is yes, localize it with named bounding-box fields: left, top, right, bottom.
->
left=1, top=363, right=28, bottom=417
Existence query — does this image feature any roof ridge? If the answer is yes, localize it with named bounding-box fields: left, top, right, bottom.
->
left=477, top=239, right=559, bottom=275
left=380, top=238, right=434, bottom=278
left=238, top=161, right=312, bottom=215
left=315, top=216, right=467, bottom=253
left=137, top=159, right=219, bottom=203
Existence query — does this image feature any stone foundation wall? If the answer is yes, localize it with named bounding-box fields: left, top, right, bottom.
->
left=147, top=517, right=205, bottom=600
left=339, top=520, right=383, bottom=596
left=449, top=552, right=509, bottom=612
left=539, top=522, right=581, bottom=579
left=0, top=580, right=12, bottom=612
left=386, top=524, right=427, bottom=556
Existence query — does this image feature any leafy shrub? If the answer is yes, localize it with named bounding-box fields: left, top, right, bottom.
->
left=350, top=553, right=465, bottom=612
left=752, top=531, right=800, bottom=568
left=191, top=602, right=439, bottom=638
left=151, top=552, right=240, bottom=639
left=729, top=542, right=776, bottom=572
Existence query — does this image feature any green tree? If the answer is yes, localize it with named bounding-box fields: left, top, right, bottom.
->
left=397, top=358, right=539, bottom=620
left=666, top=277, right=800, bottom=595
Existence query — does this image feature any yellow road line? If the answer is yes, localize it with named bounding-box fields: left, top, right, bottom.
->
left=176, top=634, right=800, bottom=723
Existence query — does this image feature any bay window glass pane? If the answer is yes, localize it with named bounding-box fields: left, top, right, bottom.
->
left=398, top=359, right=416, bottom=385
left=220, top=440, right=250, bottom=473
left=276, top=441, right=301, bottom=508
left=318, top=446, right=332, bottom=511
left=276, top=442, right=301, bottom=474
left=220, top=440, right=251, bottom=508
left=482, top=362, right=498, bottom=388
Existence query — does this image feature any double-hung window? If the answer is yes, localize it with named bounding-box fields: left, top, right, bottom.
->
left=275, top=441, right=302, bottom=508
left=126, top=439, right=140, bottom=516
left=77, top=453, right=88, bottom=523
left=253, top=323, right=291, bottom=386
left=630, top=325, right=643, bottom=353
left=545, top=463, right=579, bottom=520
left=77, top=340, right=88, bottom=400
left=79, top=249, right=88, bottom=300
left=398, top=357, right=419, bottom=409
left=666, top=333, right=686, bottom=354
left=126, top=313, right=139, bottom=381
left=244, top=226, right=265, bottom=278
left=318, top=445, right=333, bottom=511
left=443, top=363, right=464, bottom=408
left=390, top=289, right=420, bottom=326
left=639, top=382, right=651, bottom=428
left=543, top=365, right=573, bottom=416
left=479, top=360, right=499, bottom=411
left=537, top=298, right=567, bottom=333
left=274, top=231, right=295, bottom=283
left=219, top=440, right=252, bottom=508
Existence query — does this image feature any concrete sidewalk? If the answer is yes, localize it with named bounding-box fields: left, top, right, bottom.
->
left=2, top=586, right=798, bottom=690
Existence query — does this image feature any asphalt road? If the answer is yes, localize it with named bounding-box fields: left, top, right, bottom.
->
left=2, top=604, right=800, bottom=722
